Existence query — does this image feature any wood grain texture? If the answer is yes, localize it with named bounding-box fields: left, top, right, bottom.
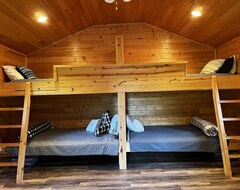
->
left=27, top=23, right=215, bottom=78
left=0, top=0, right=240, bottom=54
left=217, top=36, right=240, bottom=73
left=0, top=46, right=26, bottom=83
left=0, top=160, right=240, bottom=189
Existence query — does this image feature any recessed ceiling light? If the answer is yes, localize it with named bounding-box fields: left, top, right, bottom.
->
left=105, top=0, right=115, bottom=3
left=37, top=16, right=48, bottom=23
left=191, top=10, right=202, bottom=17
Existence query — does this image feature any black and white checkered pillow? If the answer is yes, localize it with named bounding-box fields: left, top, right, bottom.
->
left=27, top=121, right=53, bottom=140
left=95, top=111, right=111, bottom=137
left=16, top=66, right=37, bottom=79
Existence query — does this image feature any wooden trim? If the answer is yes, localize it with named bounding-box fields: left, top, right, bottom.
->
left=115, top=36, right=124, bottom=64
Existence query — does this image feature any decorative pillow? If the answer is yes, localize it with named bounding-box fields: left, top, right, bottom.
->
left=26, top=121, right=53, bottom=140
left=190, top=116, right=218, bottom=137
left=95, top=111, right=111, bottom=136
left=126, top=115, right=144, bottom=132
left=86, top=119, right=101, bottom=133
left=200, top=59, right=225, bottom=74
left=216, top=56, right=234, bottom=73
left=109, top=114, right=119, bottom=136
left=2, top=65, right=25, bottom=81
left=16, top=66, right=37, bottom=79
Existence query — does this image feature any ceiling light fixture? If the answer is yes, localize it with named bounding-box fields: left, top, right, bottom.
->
left=35, top=12, right=48, bottom=23
left=191, top=10, right=202, bottom=17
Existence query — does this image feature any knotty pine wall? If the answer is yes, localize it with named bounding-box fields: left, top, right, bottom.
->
left=0, top=45, right=26, bottom=83
left=27, top=23, right=215, bottom=78
left=25, top=23, right=217, bottom=128
left=217, top=36, right=240, bottom=73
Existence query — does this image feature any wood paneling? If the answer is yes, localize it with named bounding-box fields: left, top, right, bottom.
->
left=0, top=0, right=240, bottom=54
left=29, top=94, right=118, bottom=128
left=0, top=46, right=26, bottom=83
left=126, top=91, right=216, bottom=126
left=217, top=36, right=240, bottom=73
left=27, top=23, right=215, bottom=78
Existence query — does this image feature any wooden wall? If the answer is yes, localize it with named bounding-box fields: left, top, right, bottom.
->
left=27, top=23, right=215, bottom=78
left=0, top=45, right=26, bottom=83
left=29, top=94, right=118, bottom=128
left=127, top=91, right=216, bottom=126
left=217, top=36, right=240, bottom=73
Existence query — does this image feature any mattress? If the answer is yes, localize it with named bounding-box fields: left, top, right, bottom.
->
left=6, top=128, right=119, bottom=156
left=128, top=125, right=220, bottom=153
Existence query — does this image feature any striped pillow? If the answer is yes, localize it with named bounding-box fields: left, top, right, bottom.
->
left=16, top=66, right=37, bottom=79
left=200, top=59, right=225, bottom=74
left=190, top=116, right=218, bottom=137
left=27, top=121, right=53, bottom=140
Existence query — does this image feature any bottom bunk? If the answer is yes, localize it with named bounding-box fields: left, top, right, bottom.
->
left=127, top=125, right=220, bottom=153
left=6, top=128, right=119, bottom=156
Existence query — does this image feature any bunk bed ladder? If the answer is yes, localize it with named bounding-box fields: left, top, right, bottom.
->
left=212, top=76, right=240, bottom=177
left=0, top=82, right=31, bottom=184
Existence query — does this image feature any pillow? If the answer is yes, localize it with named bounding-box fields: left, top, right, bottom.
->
left=16, top=66, right=37, bottom=79
left=109, top=114, right=119, bottom=136
left=26, top=121, right=53, bottom=140
left=190, top=116, right=218, bottom=137
left=95, top=111, right=111, bottom=136
left=2, top=65, right=25, bottom=81
left=200, top=59, right=225, bottom=74
left=86, top=119, right=101, bottom=133
left=216, top=56, right=234, bottom=73
left=230, top=55, right=237, bottom=74
left=126, top=115, right=144, bottom=132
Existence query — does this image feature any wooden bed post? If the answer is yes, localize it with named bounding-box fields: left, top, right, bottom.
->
left=115, top=36, right=124, bottom=65
left=118, top=91, right=127, bottom=169
left=16, top=82, right=31, bottom=184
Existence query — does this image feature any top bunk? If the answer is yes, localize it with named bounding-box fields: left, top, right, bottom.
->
left=1, top=61, right=240, bottom=96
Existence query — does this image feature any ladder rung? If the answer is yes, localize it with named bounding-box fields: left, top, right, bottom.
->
left=0, top=143, right=19, bottom=148
left=223, top=118, right=240, bottom=121
left=219, top=100, right=240, bottom=104
left=226, top=136, right=240, bottom=140
left=0, top=125, right=22, bottom=129
left=229, top=154, right=240, bottom=159
left=0, top=162, right=18, bottom=167
left=0, top=107, right=23, bottom=111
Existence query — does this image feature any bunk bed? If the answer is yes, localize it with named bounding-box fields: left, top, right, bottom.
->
left=1, top=61, right=240, bottom=183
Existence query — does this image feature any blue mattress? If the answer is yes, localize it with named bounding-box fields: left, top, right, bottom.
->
left=6, top=128, right=119, bottom=156
left=128, top=125, right=220, bottom=153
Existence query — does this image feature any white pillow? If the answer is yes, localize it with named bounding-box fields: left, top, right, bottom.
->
left=2, top=65, right=25, bottom=81
left=200, top=59, right=225, bottom=74
left=86, top=119, right=101, bottom=133
left=109, top=114, right=119, bottom=135
left=126, top=115, right=144, bottom=132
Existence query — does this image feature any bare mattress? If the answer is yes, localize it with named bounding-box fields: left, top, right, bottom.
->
left=128, top=125, right=220, bottom=153
left=6, top=128, right=119, bottom=156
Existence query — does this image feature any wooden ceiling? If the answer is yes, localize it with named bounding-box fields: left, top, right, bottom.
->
left=0, top=0, right=240, bottom=55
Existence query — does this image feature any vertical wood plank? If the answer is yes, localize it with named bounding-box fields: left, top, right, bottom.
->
left=115, top=36, right=124, bottom=65
left=53, top=66, right=58, bottom=81
left=16, top=82, right=31, bottom=184
left=118, top=91, right=127, bottom=169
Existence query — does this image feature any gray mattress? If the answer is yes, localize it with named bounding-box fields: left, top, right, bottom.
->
left=128, top=125, right=220, bottom=153
left=7, top=128, right=119, bottom=156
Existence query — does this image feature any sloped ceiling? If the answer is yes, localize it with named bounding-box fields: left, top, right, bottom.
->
left=0, top=0, right=240, bottom=55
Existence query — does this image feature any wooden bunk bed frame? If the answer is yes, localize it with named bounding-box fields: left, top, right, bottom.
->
left=0, top=36, right=240, bottom=183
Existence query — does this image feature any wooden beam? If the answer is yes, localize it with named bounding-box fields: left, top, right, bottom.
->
left=118, top=91, right=127, bottom=169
